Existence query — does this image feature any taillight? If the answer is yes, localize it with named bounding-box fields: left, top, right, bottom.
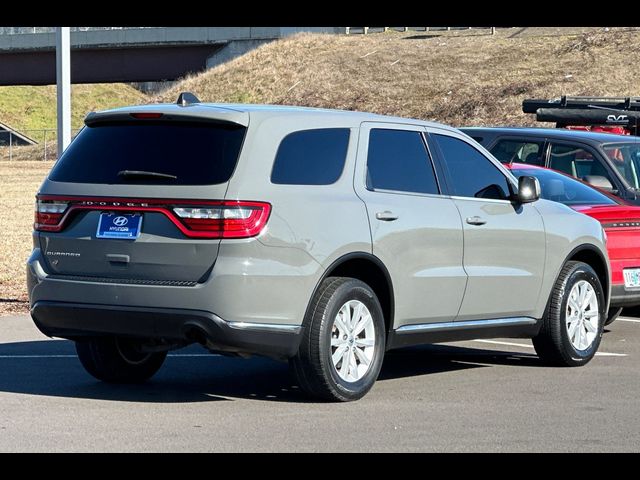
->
left=173, top=201, right=271, bottom=238
left=33, top=195, right=270, bottom=239
left=34, top=199, right=69, bottom=231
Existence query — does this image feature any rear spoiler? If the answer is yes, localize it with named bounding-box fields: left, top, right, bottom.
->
left=84, top=106, right=250, bottom=128
left=86, top=91, right=250, bottom=128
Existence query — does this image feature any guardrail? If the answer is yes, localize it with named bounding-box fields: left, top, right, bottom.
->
left=0, top=27, right=154, bottom=35
left=345, top=27, right=496, bottom=35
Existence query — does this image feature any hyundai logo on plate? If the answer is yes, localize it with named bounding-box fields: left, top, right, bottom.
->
left=113, top=216, right=129, bottom=227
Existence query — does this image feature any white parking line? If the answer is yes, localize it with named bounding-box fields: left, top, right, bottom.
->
left=169, top=354, right=220, bottom=357
left=471, top=339, right=627, bottom=357
left=617, top=318, right=640, bottom=323
left=0, top=353, right=219, bottom=359
left=0, top=355, right=76, bottom=358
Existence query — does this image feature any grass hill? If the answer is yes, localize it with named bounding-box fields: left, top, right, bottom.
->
left=156, top=27, right=640, bottom=128
left=0, top=83, right=146, bottom=141
left=4, top=27, right=640, bottom=315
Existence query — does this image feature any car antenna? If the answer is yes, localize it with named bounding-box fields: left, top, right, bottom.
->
left=176, top=92, right=200, bottom=107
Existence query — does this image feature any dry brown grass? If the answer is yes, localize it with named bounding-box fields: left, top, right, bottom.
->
left=156, top=27, right=640, bottom=128
left=0, top=161, right=54, bottom=315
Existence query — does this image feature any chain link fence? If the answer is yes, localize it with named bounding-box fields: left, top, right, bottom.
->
left=0, top=129, right=82, bottom=162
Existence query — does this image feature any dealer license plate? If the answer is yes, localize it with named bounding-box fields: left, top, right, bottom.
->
left=96, top=213, right=142, bottom=240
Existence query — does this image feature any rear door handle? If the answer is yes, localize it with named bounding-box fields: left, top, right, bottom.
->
left=375, top=211, right=399, bottom=221
left=466, top=216, right=486, bottom=226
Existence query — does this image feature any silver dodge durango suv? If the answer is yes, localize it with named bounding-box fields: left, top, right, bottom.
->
left=27, top=94, right=611, bottom=401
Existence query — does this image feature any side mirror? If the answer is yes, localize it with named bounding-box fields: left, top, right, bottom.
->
left=582, top=175, right=615, bottom=193
left=517, top=176, right=541, bottom=203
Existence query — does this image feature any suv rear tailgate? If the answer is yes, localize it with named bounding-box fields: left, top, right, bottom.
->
left=39, top=206, right=221, bottom=283
left=36, top=115, right=247, bottom=284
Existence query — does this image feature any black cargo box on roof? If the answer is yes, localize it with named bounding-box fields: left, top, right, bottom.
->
left=523, top=96, right=640, bottom=114
left=523, top=96, right=640, bottom=135
left=535, top=108, right=640, bottom=127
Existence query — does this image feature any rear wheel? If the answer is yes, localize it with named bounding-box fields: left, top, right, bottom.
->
left=605, top=307, right=623, bottom=326
left=533, top=261, right=605, bottom=366
left=290, top=277, right=385, bottom=402
left=75, top=336, right=167, bottom=383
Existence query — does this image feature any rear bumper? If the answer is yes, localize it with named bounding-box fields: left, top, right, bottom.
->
left=31, top=301, right=301, bottom=359
left=26, top=242, right=317, bottom=359
left=27, top=232, right=321, bottom=336
left=610, top=284, right=640, bottom=308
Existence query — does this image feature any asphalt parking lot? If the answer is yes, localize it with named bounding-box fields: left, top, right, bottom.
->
left=0, top=313, right=638, bottom=452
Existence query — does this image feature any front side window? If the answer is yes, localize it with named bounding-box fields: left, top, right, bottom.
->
left=602, top=142, right=640, bottom=189
left=271, top=128, right=350, bottom=185
left=366, top=129, right=439, bottom=195
left=432, top=134, right=512, bottom=200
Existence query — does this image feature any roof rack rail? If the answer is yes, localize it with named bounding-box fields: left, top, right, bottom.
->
left=176, top=92, right=200, bottom=107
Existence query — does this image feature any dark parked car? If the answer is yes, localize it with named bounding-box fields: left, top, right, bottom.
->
left=461, top=127, right=640, bottom=205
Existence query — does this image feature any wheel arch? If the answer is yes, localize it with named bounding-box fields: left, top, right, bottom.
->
left=305, top=252, right=395, bottom=338
left=564, top=244, right=610, bottom=306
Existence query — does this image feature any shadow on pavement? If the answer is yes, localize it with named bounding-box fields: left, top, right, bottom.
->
left=381, top=343, right=540, bottom=381
left=0, top=339, right=539, bottom=403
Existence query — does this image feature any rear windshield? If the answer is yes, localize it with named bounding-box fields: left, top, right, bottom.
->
left=49, top=122, right=246, bottom=185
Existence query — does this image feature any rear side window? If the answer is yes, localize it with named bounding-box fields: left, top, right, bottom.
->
left=366, top=129, right=439, bottom=195
left=271, top=128, right=350, bottom=185
left=490, top=139, right=545, bottom=165
left=49, top=122, right=246, bottom=185
left=549, top=143, right=614, bottom=184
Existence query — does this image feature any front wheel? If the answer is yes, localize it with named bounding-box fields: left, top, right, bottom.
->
left=290, top=277, right=386, bottom=402
left=76, top=336, right=167, bottom=383
left=533, top=261, right=605, bottom=366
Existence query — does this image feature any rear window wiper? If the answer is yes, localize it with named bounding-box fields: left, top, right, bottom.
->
left=117, top=170, right=177, bottom=181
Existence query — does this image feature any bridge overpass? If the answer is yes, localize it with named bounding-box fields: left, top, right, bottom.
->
left=0, top=27, right=342, bottom=86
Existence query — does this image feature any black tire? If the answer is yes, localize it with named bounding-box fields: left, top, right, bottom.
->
left=605, top=307, right=623, bottom=327
left=75, top=336, right=167, bottom=383
left=533, top=261, right=605, bottom=366
left=290, top=277, right=386, bottom=402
